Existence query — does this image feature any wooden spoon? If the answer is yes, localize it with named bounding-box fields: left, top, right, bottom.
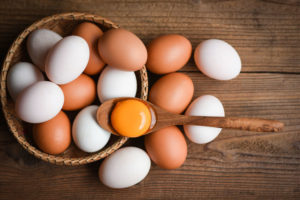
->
left=96, top=97, right=284, bottom=137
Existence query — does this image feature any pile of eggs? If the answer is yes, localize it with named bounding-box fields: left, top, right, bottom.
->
left=6, top=21, right=241, bottom=189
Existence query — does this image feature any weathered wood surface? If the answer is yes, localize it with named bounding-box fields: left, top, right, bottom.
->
left=0, top=0, right=299, bottom=199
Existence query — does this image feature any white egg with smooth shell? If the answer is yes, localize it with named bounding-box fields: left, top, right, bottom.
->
left=184, top=95, right=225, bottom=144
left=27, top=29, right=62, bottom=71
left=15, top=81, right=64, bottom=123
left=45, top=36, right=89, bottom=84
left=7, top=62, right=44, bottom=101
left=99, top=147, right=151, bottom=189
left=97, top=66, right=137, bottom=103
left=194, top=39, right=241, bottom=80
left=72, top=105, right=111, bottom=153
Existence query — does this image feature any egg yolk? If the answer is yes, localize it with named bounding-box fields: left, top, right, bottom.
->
left=111, top=99, right=151, bottom=137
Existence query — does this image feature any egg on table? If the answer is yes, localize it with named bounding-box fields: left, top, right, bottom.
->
left=72, top=105, right=111, bottom=153
left=97, top=66, right=137, bottom=103
left=7, top=62, right=44, bottom=101
left=146, top=34, right=192, bottom=74
left=33, top=111, right=71, bottom=155
left=99, top=146, right=151, bottom=189
left=184, top=95, right=225, bottom=144
left=72, top=22, right=105, bottom=75
left=98, top=28, right=147, bottom=71
left=149, top=72, right=194, bottom=114
left=60, top=74, right=96, bottom=111
left=27, top=29, right=62, bottom=71
left=194, top=39, right=241, bottom=80
left=15, top=81, right=64, bottom=123
left=45, top=35, right=89, bottom=84
left=145, top=126, right=187, bottom=169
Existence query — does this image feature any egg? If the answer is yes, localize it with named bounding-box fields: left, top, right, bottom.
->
left=7, top=62, right=44, bottom=101
left=99, top=146, right=151, bottom=189
left=27, top=29, right=62, bottom=71
left=184, top=95, right=225, bottom=144
left=194, top=39, right=241, bottom=80
left=60, top=74, right=96, bottom=111
left=98, top=28, right=147, bottom=71
left=15, top=81, right=64, bottom=123
left=45, top=36, right=89, bottom=84
left=97, top=66, right=137, bottom=103
left=145, top=126, right=187, bottom=169
left=149, top=72, right=194, bottom=114
left=72, top=22, right=105, bottom=75
left=146, top=34, right=192, bottom=74
left=72, top=105, right=111, bottom=153
left=33, top=111, right=71, bottom=155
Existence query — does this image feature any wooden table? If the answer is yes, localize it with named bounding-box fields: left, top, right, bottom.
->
left=0, top=0, right=299, bottom=199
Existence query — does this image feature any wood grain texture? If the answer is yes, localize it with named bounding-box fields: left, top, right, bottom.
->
left=0, top=0, right=300, bottom=199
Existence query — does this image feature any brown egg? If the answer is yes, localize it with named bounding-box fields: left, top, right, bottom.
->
left=98, top=28, right=147, bottom=71
left=73, top=22, right=105, bottom=75
left=149, top=72, right=194, bottom=114
left=60, top=74, right=96, bottom=111
left=33, top=111, right=71, bottom=155
left=145, top=126, right=187, bottom=169
left=146, top=34, right=192, bottom=74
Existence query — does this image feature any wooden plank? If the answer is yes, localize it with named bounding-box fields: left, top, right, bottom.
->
left=0, top=0, right=299, bottom=72
left=0, top=73, right=299, bottom=199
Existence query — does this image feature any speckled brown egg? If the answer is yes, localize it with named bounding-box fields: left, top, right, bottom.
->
left=145, top=126, right=187, bottom=169
left=146, top=34, right=192, bottom=74
left=60, top=74, right=96, bottom=111
left=33, top=111, right=71, bottom=155
left=98, top=28, right=147, bottom=71
left=72, top=22, right=105, bottom=75
left=149, top=72, right=194, bottom=114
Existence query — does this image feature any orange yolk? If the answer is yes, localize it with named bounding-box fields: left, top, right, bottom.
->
left=111, top=99, right=151, bottom=137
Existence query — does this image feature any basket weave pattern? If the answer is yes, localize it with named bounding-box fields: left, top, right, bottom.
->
left=0, top=13, right=148, bottom=165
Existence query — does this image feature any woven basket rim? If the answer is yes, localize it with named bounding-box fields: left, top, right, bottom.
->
left=0, top=12, right=148, bottom=166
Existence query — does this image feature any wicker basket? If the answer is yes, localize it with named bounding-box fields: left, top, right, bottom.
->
left=0, top=13, right=148, bottom=166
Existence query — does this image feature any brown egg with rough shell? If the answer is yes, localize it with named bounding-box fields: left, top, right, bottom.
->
left=60, top=74, right=96, bottom=111
left=149, top=72, right=194, bottom=114
left=73, top=22, right=105, bottom=75
left=33, top=111, right=71, bottom=155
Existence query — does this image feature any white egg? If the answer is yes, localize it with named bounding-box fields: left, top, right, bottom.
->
left=27, top=29, right=62, bottom=71
left=99, top=146, right=151, bottom=189
left=7, top=62, right=44, bottom=101
left=194, top=39, right=241, bottom=80
left=184, top=95, right=225, bottom=144
left=97, top=66, right=137, bottom=103
left=72, top=105, right=111, bottom=153
left=45, top=36, right=89, bottom=84
left=15, top=81, right=64, bottom=123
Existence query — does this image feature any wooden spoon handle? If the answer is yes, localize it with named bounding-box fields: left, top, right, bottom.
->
left=184, top=116, right=284, bottom=132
